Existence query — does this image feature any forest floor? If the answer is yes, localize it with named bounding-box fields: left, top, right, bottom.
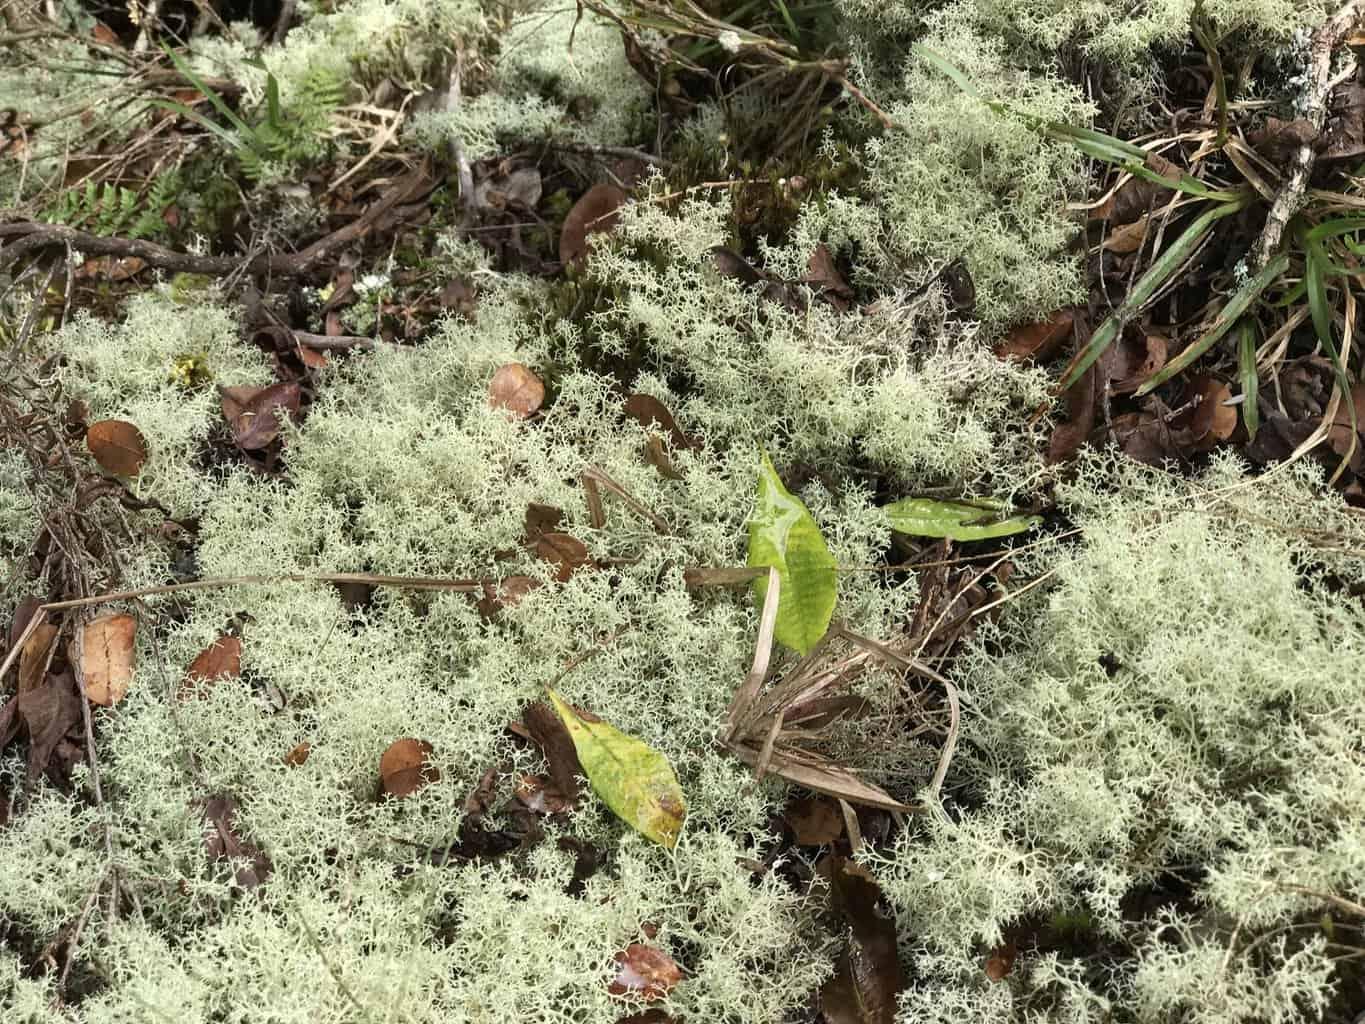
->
left=3, top=2, right=1365, bottom=1023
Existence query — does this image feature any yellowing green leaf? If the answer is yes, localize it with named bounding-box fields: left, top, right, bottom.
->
left=746, top=452, right=837, bottom=655
left=546, top=688, right=686, bottom=848
left=884, top=498, right=1041, bottom=542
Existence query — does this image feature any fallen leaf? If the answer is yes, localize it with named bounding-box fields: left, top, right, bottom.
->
left=1176, top=375, right=1238, bottom=451
left=283, top=741, right=311, bottom=767
left=475, top=165, right=543, bottom=211
left=1109, top=333, right=1168, bottom=394
left=180, top=634, right=242, bottom=700
left=1048, top=361, right=1101, bottom=464
left=521, top=699, right=583, bottom=806
left=1326, top=383, right=1365, bottom=466
left=883, top=498, right=1040, bottom=542
left=221, top=382, right=301, bottom=450
left=8, top=596, right=43, bottom=653
left=380, top=737, right=439, bottom=798
left=642, top=436, right=683, bottom=480
left=546, top=688, right=686, bottom=847
left=77, top=613, right=136, bottom=706
left=1092, top=151, right=1183, bottom=224
left=78, top=256, right=147, bottom=281
left=819, top=857, right=905, bottom=1024
left=710, top=246, right=766, bottom=286
left=608, top=944, right=683, bottom=1001
left=17, top=671, right=83, bottom=782
left=1110, top=411, right=1176, bottom=466
left=1102, top=212, right=1150, bottom=254
left=488, top=363, right=545, bottom=419
left=515, top=773, right=573, bottom=814
left=623, top=393, right=697, bottom=451
left=86, top=419, right=148, bottom=477
left=985, top=943, right=1017, bottom=982
left=994, top=309, right=1075, bottom=363
left=560, top=184, right=628, bottom=269
left=17, top=623, right=58, bottom=694
left=476, top=575, right=541, bottom=620
left=785, top=795, right=844, bottom=846
left=805, top=244, right=854, bottom=311
left=747, top=452, right=837, bottom=655
left=535, top=532, right=590, bottom=582
left=201, top=794, right=272, bottom=888
left=92, top=21, right=119, bottom=45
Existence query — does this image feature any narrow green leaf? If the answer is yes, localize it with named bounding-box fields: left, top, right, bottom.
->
left=884, top=498, right=1041, bottom=542
left=1135, top=251, right=1289, bottom=395
left=146, top=99, right=245, bottom=150
left=746, top=452, right=837, bottom=655
left=545, top=688, right=686, bottom=848
left=159, top=43, right=252, bottom=135
left=1060, top=198, right=1248, bottom=389
left=1237, top=320, right=1259, bottom=440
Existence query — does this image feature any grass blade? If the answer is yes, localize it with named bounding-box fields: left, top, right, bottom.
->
left=1060, top=197, right=1248, bottom=389
left=1135, top=251, right=1288, bottom=395
left=159, top=43, right=251, bottom=135
left=1237, top=319, right=1259, bottom=440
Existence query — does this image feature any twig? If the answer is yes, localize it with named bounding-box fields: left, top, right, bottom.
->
left=1249, top=0, right=1365, bottom=271
left=547, top=141, right=669, bottom=168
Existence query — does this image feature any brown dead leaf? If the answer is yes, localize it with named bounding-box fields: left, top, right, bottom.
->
left=710, top=246, right=767, bottom=287
left=221, top=382, right=301, bottom=450
left=1092, top=151, right=1183, bottom=224
left=463, top=765, right=500, bottom=816
left=805, top=244, right=854, bottom=311
left=1048, top=364, right=1100, bottom=464
left=560, top=184, right=628, bottom=270
left=1102, top=213, right=1149, bottom=254
left=1110, top=411, right=1176, bottom=466
left=488, top=363, right=545, bottom=419
left=1177, top=375, right=1238, bottom=451
left=92, top=21, right=119, bottom=45
left=521, top=699, right=583, bottom=807
left=86, top=419, right=148, bottom=477
left=786, top=795, right=844, bottom=846
left=201, top=794, right=272, bottom=888
left=17, top=623, right=58, bottom=694
left=380, top=738, right=439, bottom=798
left=78, top=256, right=148, bottom=281
left=180, top=634, right=242, bottom=700
left=819, top=856, right=904, bottom=1024
left=16, top=670, right=83, bottom=782
left=994, top=308, right=1075, bottom=363
left=985, top=943, right=1017, bottom=982
left=642, top=436, right=683, bottom=480
left=608, top=944, right=683, bottom=1002
left=77, top=613, right=136, bottom=706
left=535, top=531, right=590, bottom=582
left=515, top=773, right=573, bottom=814
left=523, top=503, right=565, bottom=543
left=476, top=575, right=540, bottom=620
left=623, top=394, right=696, bottom=451
left=1109, top=334, right=1168, bottom=394
left=615, top=1011, right=676, bottom=1024
left=283, top=741, right=311, bottom=767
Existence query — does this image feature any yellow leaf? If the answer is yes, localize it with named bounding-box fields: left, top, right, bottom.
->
left=546, top=688, right=686, bottom=847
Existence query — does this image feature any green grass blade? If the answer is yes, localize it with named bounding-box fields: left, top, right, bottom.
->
left=1305, top=216, right=1365, bottom=244
left=1237, top=319, right=1259, bottom=440
left=1135, top=251, right=1289, bottom=395
left=1059, top=198, right=1248, bottom=389
left=145, top=99, right=245, bottom=149
left=159, top=43, right=251, bottom=135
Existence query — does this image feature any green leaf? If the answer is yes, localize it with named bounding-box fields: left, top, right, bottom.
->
left=884, top=498, right=1041, bottom=542
left=746, top=452, right=837, bottom=655
left=545, top=688, right=686, bottom=848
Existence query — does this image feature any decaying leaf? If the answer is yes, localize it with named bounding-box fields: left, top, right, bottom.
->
left=623, top=393, right=696, bottom=451
left=608, top=943, right=683, bottom=1002
left=560, top=183, right=628, bottom=269
left=1102, top=213, right=1150, bottom=254
left=180, top=634, right=242, bottom=700
left=476, top=575, right=541, bottom=620
left=993, top=308, right=1075, bottom=363
left=546, top=688, right=686, bottom=847
left=221, top=382, right=301, bottom=450
left=785, top=795, right=844, bottom=846
left=521, top=699, right=583, bottom=807
left=201, top=794, right=272, bottom=889
left=1109, top=333, right=1168, bottom=394
left=819, top=857, right=905, bottom=1024
left=283, top=741, right=311, bottom=767
left=1177, top=375, right=1239, bottom=451
left=747, top=452, right=837, bottom=655
left=488, top=363, right=545, bottom=419
left=1092, top=151, right=1183, bottom=224
left=17, top=623, right=58, bottom=694
left=804, top=244, right=854, bottom=311
left=77, top=612, right=136, bottom=706
left=535, top=532, right=590, bottom=582
left=883, top=498, right=1040, bottom=542
left=380, top=738, right=439, bottom=798
left=1048, top=360, right=1101, bottom=464
left=985, top=943, right=1017, bottom=982
left=86, top=419, right=148, bottom=477
left=17, top=670, right=83, bottom=782
left=515, top=773, right=573, bottom=815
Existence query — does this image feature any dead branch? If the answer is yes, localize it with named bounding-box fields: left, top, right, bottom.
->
left=1250, top=0, right=1365, bottom=270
